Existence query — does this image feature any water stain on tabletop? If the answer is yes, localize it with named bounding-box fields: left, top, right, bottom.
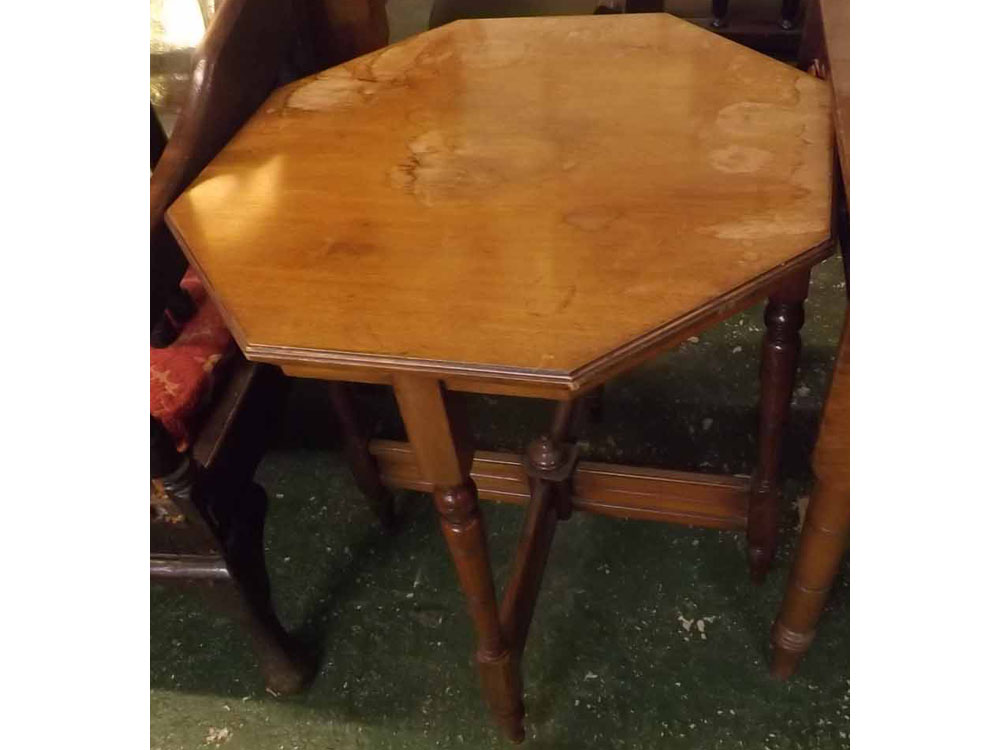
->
left=708, top=145, right=773, bottom=174
left=282, top=31, right=456, bottom=112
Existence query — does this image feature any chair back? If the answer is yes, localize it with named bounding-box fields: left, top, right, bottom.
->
left=151, top=0, right=296, bottom=341
left=151, top=0, right=295, bottom=233
left=151, top=0, right=392, bottom=340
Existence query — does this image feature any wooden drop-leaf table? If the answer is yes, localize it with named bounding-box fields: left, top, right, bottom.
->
left=168, top=14, right=833, bottom=742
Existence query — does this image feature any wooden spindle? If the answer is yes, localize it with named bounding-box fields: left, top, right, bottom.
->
left=394, top=376, right=525, bottom=743
left=772, top=319, right=849, bottom=677
left=748, top=270, right=810, bottom=582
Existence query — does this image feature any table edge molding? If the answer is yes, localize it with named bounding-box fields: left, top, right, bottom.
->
left=237, top=238, right=834, bottom=390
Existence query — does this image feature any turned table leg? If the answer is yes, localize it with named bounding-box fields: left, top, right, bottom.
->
left=393, top=375, right=525, bottom=743
left=749, top=270, right=810, bottom=583
left=772, top=316, right=849, bottom=677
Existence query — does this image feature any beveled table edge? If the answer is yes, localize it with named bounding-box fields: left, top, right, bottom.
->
left=225, top=238, right=835, bottom=394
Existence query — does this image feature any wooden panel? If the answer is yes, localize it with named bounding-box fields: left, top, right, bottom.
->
left=168, top=14, right=833, bottom=388
left=282, top=362, right=393, bottom=385
left=370, top=440, right=749, bottom=529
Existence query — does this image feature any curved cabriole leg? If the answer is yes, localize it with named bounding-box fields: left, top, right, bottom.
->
left=219, top=480, right=316, bottom=695
left=772, top=318, right=849, bottom=678
left=328, top=381, right=396, bottom=528
left=153, top=421, right=314, bottom=695
left=749, top=271, right=809, bottom=583
left=394, top=376, right=525, bottom=743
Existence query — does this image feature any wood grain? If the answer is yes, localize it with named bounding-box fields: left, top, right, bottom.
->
left=370, top=439, right=750, bottom=529
left=168, top=14, right=833, bottom=391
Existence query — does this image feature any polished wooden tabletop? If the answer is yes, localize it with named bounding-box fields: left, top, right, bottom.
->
left=168, top=14, right=832, bottom=392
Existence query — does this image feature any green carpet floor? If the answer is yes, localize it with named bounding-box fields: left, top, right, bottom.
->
left=151, top=252, right=849, bottom=749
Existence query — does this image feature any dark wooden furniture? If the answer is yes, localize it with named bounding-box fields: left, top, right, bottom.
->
left=771, top=0, right=849, bottom=679
left=294, top=0, right=390, bottom=68
left=150, top=0, right=392, bottom=694
left=428, top=0, right=806, bottom=58
left=166, top=14, right=833, bottom=739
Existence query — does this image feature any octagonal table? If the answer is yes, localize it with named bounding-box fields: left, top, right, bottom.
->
left=168, top=13, right=832, bottom=742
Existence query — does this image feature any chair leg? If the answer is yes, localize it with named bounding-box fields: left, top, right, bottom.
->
left=770, top=474, right=849, bottom=677
left=748, top=270, right=809, bottom=583
left=328, top=381, right=395, bottom=528
left=153, top=427, right=315, bottom=695
left=771, top=316, right=849, bottom=678
left=219, top=481, right=316, bottom=694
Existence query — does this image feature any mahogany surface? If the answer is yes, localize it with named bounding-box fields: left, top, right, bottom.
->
left=168, top=13, right=832, bottom=393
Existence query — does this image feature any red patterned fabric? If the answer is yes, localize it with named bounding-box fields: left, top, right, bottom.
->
left=150, top=270, right=235, bottom=451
